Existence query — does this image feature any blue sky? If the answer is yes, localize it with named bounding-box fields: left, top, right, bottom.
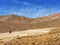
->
left=0, top=0, right=60, bottom=18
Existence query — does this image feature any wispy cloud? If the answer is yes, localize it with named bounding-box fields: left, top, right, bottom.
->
left=0, top=0, right=60, bottom=18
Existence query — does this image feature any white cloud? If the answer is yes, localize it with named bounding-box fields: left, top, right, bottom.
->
left=0, top=1, right=60, bottom=18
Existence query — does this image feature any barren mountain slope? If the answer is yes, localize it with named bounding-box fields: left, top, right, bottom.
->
left=0, top=13, right=60, bottom=33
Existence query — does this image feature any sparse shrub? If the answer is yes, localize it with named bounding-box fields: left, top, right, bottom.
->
left=9, top=30, right=12, bottom=33
left=16, top=35, right=21, bottom=39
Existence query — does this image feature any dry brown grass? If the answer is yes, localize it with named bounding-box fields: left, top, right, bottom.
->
left=1, top=33, right=60, bottom=45
left=1, top=28, right=60, bottom=45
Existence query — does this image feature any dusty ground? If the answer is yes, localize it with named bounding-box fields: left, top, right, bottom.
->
left=0, top=28, right=54, bottom=42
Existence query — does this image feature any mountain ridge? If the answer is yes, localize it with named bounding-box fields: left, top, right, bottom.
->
left=0, top=13, right=60, bottom=33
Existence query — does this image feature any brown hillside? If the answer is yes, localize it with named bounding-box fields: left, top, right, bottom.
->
left=0, top=13, right=60, bottom=33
